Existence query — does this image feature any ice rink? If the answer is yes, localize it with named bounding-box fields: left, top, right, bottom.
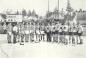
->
left=0, top=34, right=86, bottom=58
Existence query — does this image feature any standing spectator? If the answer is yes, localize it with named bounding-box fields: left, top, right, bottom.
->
left=3, top=23, right=7, bottom=34
left=7, top=23, right=13, bottom=43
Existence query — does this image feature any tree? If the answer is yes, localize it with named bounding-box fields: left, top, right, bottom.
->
left=46, top=11, right=52, bottom=18
left=32, top=10, right=38, bottom=18
left=32, top=10, right=36, bottom=16
left=66, top=0, right=73, bottom=12
left=27, top=10, right=31, bottom=17
left=22, top=9, right=27, bottom=16
left=1, top=14, right=6, bottom=19
left=16, top=10, right=19, bottom=15
left=79, top=9, right=83, bottom=12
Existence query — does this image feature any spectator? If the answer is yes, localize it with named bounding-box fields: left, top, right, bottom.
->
left=7, top=23, right=13, bottom=43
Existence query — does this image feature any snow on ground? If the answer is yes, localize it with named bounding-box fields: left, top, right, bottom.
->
left=0, top=34, right=7, bottom=44
left=0, top=34, right=86, bottom=58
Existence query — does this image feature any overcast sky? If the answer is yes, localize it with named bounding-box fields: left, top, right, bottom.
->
left=0, top=0, right=86, bottom=16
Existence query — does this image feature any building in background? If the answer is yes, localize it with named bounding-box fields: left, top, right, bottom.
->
left=6, top=14, right=22, bottom=23
left=76, top=10, right=86, bottom=25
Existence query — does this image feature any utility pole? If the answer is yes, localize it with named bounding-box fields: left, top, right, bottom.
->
left=48, top=0, right=50, bottom=12
left=58, top=0, right=59, bottom=11
left=57, top=0, right=59, bottom=21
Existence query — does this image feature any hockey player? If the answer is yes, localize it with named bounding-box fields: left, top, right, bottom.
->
left=62, top=24, right=68, bottom=45
left=68, top=24, right=73, bottom=44
left=46, top=24, right=51, bottom=42
left=24, top=23, right=29, bottom=42
left=77, top=24, right=83, bottom=44
left=12, top=24, right=18, bottom=44
left=72, top=25, right=78, bottom=44
left=58, top=23, right=63, bottom=44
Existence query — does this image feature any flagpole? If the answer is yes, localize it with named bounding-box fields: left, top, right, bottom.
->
left=58, top=0, right=59, bottom=21
left=48, top=0, right=49, bottom=12
left=58, top=0, right=59, bottom=11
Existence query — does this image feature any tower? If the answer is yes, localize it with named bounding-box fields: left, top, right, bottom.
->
left=66, top=0, right=73, bottom=25
left=66, top=0, right=73, bottom=12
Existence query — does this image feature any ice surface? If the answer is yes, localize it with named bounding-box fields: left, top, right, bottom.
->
left=0, top=34, right=86, bottom=58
